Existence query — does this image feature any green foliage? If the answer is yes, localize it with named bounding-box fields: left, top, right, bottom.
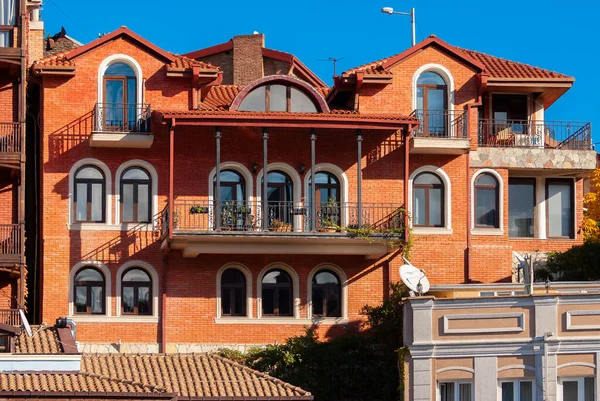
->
left=216, top=283, right=408, bottom=401
left=536, top=241, right=600, bottom=281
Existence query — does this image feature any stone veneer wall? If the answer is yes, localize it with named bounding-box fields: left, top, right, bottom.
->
left=471, top=148, right=597, bottom=170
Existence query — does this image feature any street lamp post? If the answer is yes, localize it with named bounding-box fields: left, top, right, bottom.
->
left=381, top=6, right=416, bottom=46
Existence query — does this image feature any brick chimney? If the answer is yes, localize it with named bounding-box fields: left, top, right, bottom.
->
left=26, top=0, right=44, bottom=66
left=232, top=33, right=264, bottom=85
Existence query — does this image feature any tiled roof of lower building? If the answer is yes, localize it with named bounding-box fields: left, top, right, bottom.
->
left=13, top=326, right=77, bottom=354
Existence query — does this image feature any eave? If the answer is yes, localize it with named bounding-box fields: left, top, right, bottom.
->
left=165, top=67, right=220, bottom=79
left=32, top=65, right=76, bottom=76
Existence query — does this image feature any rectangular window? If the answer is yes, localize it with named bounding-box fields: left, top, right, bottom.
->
left=559, top=377, right=594, bottom=401
left=439, top=382, right=471, bottom=401
left=508, top=178, right=535, bottom=238
left=500, top=380, right=534, bottom=401
left=547, top=179, right=574, bottom=238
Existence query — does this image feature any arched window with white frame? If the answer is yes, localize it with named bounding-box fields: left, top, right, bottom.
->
left=408, top=166, right=452, bottom=233
left=307, top=264, right=348, bottom=320
left=115, top=261, right=159, bottom=319
left=257, top=263, right=300, bottom=319
left=115, top=160, right=158, bottom=225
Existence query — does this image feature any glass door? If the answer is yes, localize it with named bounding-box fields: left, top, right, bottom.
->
left=417, top=72, right=448, bottom=136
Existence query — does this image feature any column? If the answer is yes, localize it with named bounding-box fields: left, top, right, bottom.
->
left=168, top=123, right=175, bottom=239
left=310, top=129, right=317, bottom=232
left=356, top=130, right=363, bottom=227
left=215, top=127, right=222, bottom=230
left=262, top=128, right=269, bottom=231
left=474, top=357, right=498, bottom=400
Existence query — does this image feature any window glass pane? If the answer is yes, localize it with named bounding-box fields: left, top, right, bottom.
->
left=418, top=71, right=445, bottom=85
left=508, top=179, right=535, bottom=238
left=290, top=87, right=317, bottom=113
left=414, top=172, right=442, bottom=185
left=501, top=382, right=514, bottom=401
left=458, top=383, right=471, bottom=401
left=413, top=188, right=426, bottom=225
left=585, top=377, right=594, bottom=401
left=325, top=288, right=340, bottom=317
left=239, top=86, right=266, bottom=111
left=77, top=167, right=103, bottom=179
left=312, top=288, right=324, bottom=315
left=122, top=286, right=134, bottom=313
left=269, top=84, right=287, bottom=112
left=416, top=86, right=424, bottom=111
left=476, top=188, right=497, bottom=227
left=223, top=269, right=245, bottom=284
left=123, top=183, right=134, bottom=222
left=234, top=288, right=244, bottom=316
left=562, top=381, right=578, bottom=401
left=137, top=184, right=149, bottom=222
left=520, top=381, right=533, bottom=401
left=263, top=288, right=274, bottom=315
left=105, top=79, right=124, bottom=108
left=123, top=168, right=149, bottom=180
left=123, top=269, right=151, bottom=282
left=220, top=185, right=234, bottom=202
left=477, top=174, right=497, bottom=187
left=76, top=268, right=103, bottom=282
left=222, top=288, right=231, bottom=315
left=262, top=270, right=290, bottom=284
left=548, top=182, right=572, bottom=237
left=429, top=188, right=442, bottom=226
left=105, top=62, right=135, bottom=76
left=267, top=171, right=290, bottom=184
left=138, top=286, right=150, bottom=314
left=75, top=286, right=87, bottom=313
left=278, top=288, right=291, bottom=316
left=314, top=271, right=339, bottom=285
left=440, top=383, right=454, bottom=401
left=91, top=286, right=103, bottom=313
left=91, top=183, right=103, bottom=221
left=76, top=183, right=88, bottom=221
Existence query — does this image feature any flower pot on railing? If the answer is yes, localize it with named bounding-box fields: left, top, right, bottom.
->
left=270, top=219, right=292, bottom=232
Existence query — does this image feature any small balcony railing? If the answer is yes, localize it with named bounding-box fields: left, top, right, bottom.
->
left=0, top=309, right=20, bottom=326
left=0, top=224, right=22, bottom=259
left=478, top=119, right=592, bottom=150
left=0, top=123, right=20, bottom=153
left=0, top=25, right=14, bottom=48
left=411, top=109, right=468, bottom=138
left=163, top=201, right=406, bottom=238
left=94, top=103, right=151, bottom=133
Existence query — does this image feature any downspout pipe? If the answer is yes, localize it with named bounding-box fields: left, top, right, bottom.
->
left=404, top=126, right=411, bottom=244
left=466, top=108, right=472, bottom=283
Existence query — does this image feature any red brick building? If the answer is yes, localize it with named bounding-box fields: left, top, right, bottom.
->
left=32, top=27, right=595, bottom=351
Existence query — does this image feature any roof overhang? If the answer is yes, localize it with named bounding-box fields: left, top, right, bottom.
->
left=32, top=65, right=76, bottom=76
left=484, top=78, right=574, bottom=109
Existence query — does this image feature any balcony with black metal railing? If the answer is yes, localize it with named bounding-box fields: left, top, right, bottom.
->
left=472, top=119, right=596, bottom=170
left=160, top=200, right=407, bottom=259
left=409, top=109, right=471, bottom=154
left=90, top=103, right=154, bottom=148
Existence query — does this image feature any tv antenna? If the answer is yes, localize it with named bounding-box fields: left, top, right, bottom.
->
left=317, top=57, right=346, bottom=77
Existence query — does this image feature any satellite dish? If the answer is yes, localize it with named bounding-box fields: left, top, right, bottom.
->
left=400, top=264, right=430, bottom=296
left=19, top=309, right=32, bottom=337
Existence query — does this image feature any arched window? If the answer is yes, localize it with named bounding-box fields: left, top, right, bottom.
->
left=312, top=270, right=341, bottom=317
left=261, top=269, right=293, bottom=317
left=475, top=173, right=499, bottom=228
left=413, top=172, right=444, bottom=227
left=214, top=170, right=246, bottom=202
left=239, top=84, right=317, bottom=113
left=121, top=268, right=152, bottom=315
left=309, top=172, right=341, bottom=230
left=416, top=71, right=448, bottom=136
left=74, top=165, right=106, bottom=223
left=120, top=167, right=151, bottom=223
left=103, top=62, right=137, bottom=131
left=262, top=171, right=294, bottom=229
left=73, top=267, right=105, bottom=314
left=221, top=268, right=246, bottom=316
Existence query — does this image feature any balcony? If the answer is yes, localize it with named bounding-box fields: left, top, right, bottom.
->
left=161, top=201, right=406, bottom=259
left=409, top=109, right=471, bottom=154
left=90, top=103, right=154, bottom=148
left=472, top=119, right=596, bottom=171
left=0, top=25, right=19, bottom=59
left=0, top=309, right=20, bottom=326
left=0, top=123, right=20, bottom=162
left=0, top=224, right=22, bottom=266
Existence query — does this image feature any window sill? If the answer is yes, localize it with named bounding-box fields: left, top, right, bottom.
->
left=214, top=317, right=349, bottom=325
left=67, top=223, right=156, bottom=232
left=412, top=227, right=453, bottom=235
left=471, top=228, right=504, bottom=236
left=67, top=315, right=159, bottom=323
left=508, top=237, right=576, bottom=241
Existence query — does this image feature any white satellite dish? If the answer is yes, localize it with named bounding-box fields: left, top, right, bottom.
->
left=19, top=309, right=32, bottom=337
left=399, top=264, right=430, bottom=296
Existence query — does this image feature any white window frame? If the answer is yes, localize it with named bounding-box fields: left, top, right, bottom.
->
left=68, top=158, right=112, bottom=227
left=306, top=263, right=348, bottom=321
left=497, top=379, right=536, bottom=401
left=114, top=160, right=158, bottom=228
left=215, top=263, right=253, bottom=319
left=303, top=163, right=349, bottom=228
left=437, top=381, right=473, bottom=401
left=68, top=261, right=112, bottom=318
left=471, top=168, right=504, bottom=235
left=557, top=377, right=595, bottom=401
left=408, top=165, right=452, bottom=234
left=115, top=261, right=159, bottom=322
left=256, top=263, right=300, bottom=320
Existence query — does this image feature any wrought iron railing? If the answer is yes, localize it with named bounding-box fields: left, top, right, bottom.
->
left=478, top=119, right=592, bottom=150
left=163, top=200, right=406, bottom=237
left=0, top=123, right=20, bottom=153
left=0, top=309, right=20, bottom=326
left=94, top=103, right=151, bottom=133
left=0, top=224, right=21, bottom=257
left=411, top=109, right=468, bottom=138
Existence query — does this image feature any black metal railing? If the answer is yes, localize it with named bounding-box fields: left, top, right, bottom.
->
left=163, top=200, right=406, bottom=237
left=478, top=119, right=592, bottom=150
left=0, top=123, right=20, bottom=153
left=411, top=109, right=468, bottom=138
left=94, top=103, right=151, bottom=133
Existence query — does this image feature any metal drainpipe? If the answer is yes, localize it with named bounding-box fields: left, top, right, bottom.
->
left=404, top=127, right=411, bottom=244
left=466, top=108, right=472, bottom=283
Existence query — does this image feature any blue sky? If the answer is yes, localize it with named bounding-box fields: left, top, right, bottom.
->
left=44, top=0, right=599, bottom=145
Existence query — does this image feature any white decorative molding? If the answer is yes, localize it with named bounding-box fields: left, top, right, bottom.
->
left=114, top=159, right=159, bottom=226
left=411, top=63, right=455, bottom=112
left=471, top=168, right=504, bottom=231
left=443, top=313, right=525, bottom=334
left=68, top=261, right=112, bottom=317
left=306, top=263, right=348, bottom=320
left=566, top=310, right=600, bottom=330
left=97, top=54, right=144, bottom=114
left=215, top=263, right=253, bottom=319
left=256, top=262, right=300, bottom=319
left=436, top=366, right=475, bottom=374
left=497, top=364, right=536, bottom=372
left=115, top=261, right=159, bottom=319
left=208, top=162, right=254, bottom=201
left=214, top=317, right=349, bottom=325
left=556, top=362, right=595, bottom=370
left=408, top=165, right=452, bottom=231
left=68, top=158, right=112, bottom=225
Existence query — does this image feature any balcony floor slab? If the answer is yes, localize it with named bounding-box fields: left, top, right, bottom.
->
left=410, top=137, right=471, bottom=155
left=90, top=132, right=154, bottom=148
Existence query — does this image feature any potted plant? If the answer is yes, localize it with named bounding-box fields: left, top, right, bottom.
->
left=172, top=210, right=180, bottom=230
left=270, top=219, right=292, bottom=232
left=220, top=201, right=235, bottom=230
left=189, top=205, right=208, bottom=214
left=319, top=197, right=339, bottom=232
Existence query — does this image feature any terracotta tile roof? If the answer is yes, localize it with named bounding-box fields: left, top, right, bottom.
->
left=342, top=57, right=394, bottom=76
left=44, top=28, right=82, bottom=57
left=0, top=371, right=161, bottom=394
left=201, top=85, right=245, bottom=110
left=81, top=353, right=313, bottom=399
left=168, top=55, right=218, bottom=70
left=14, top=326, right=64, bottom=354
left=459, top=48, right=570, bottom=79
left=33, top=52, right=74, bottom=67
left=316, top=87, right=332, bottom=97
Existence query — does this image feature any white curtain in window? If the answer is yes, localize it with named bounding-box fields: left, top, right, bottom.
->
left=0, top=0, right=16, bottom=47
